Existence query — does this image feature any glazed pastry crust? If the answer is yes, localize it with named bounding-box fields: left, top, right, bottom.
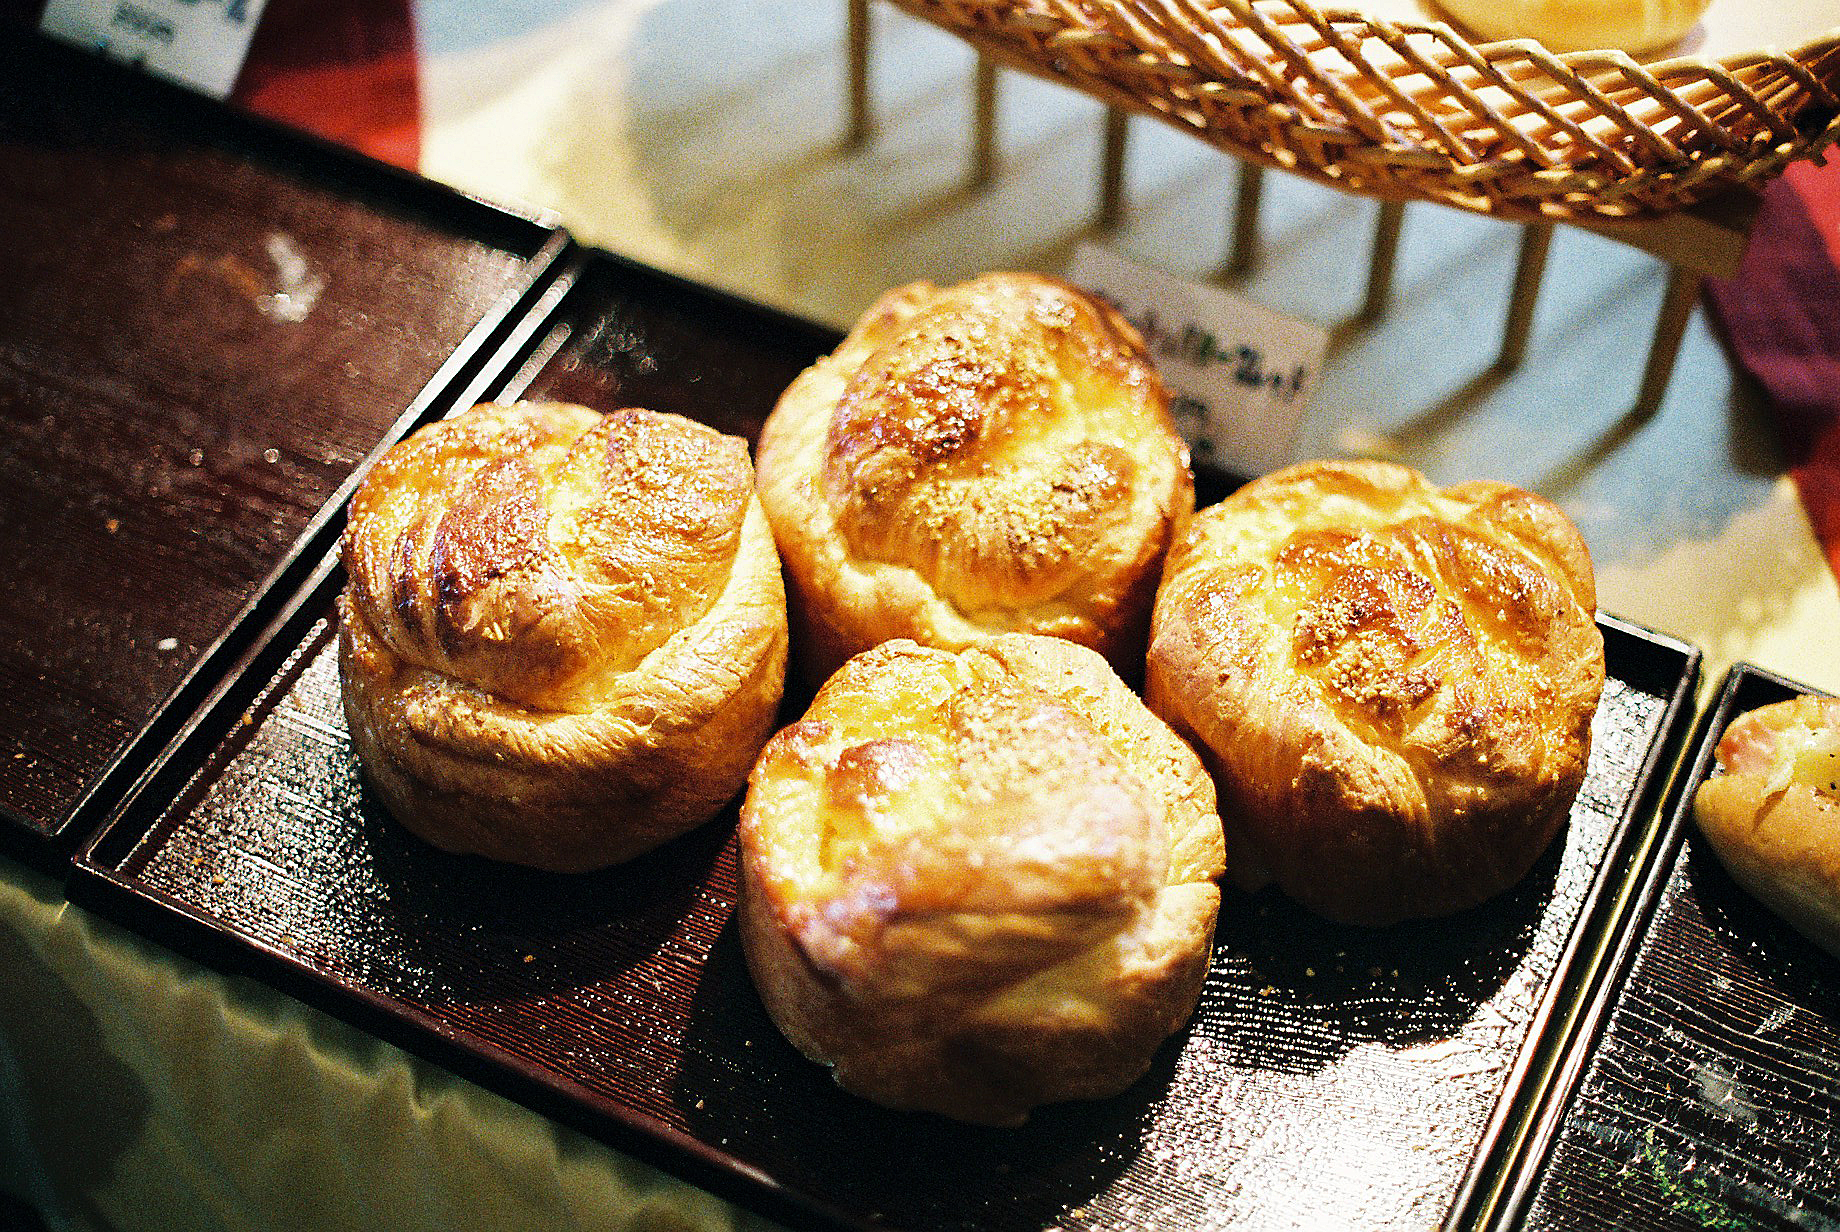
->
left=1431, top=0, right=1711, bottom=53
left=738, top=634, right=1225, bottom=1126
left=1692, top=695, right=1840, bottom=958
left=755, top=272, right=1193, bottom=684
left=338, top=401, right=787, bottom=872
left=1147, top=459, right=1604, bottom=927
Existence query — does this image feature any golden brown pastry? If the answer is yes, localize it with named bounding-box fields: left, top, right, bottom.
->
left=1430, top=0, right=1711, bottom=53
left=1692, top=695, right=1840, bottom=957
left=737, top=634, right=1225, bottom=1126
left=1146, top=459, right=1604, bottom=927
left=338, top=401, right=787, bottom=872
left=755, top=271, right=1193, bottom=684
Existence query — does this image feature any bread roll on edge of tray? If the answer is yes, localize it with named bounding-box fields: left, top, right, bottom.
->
left=1692, top=694, right=1840, bottom=958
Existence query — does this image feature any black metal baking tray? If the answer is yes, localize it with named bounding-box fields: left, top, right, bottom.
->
left=1481, top=664, right=1839, bottom=1232
left=72, top=249, right=1703, bottom=1231
left=0, top=27, right=568, bottom=871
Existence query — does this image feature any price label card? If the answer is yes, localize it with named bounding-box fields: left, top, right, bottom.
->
left=41, top=0, right=271, bottom=99
left=1070, top=242, right=1328, bottom=478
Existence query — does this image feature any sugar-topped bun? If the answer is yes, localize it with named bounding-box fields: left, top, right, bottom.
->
left=738, top=634, right=1225, bottom=1126
left=1147, top=459, right=1604, bottom=927
left=1432, top=0, right=1712, bottom=53
left=338, top=401, right=787, bottom=872
left=755, top=271, right=1193, bottom=684
left=1693, top=695, right=1840, bottom=957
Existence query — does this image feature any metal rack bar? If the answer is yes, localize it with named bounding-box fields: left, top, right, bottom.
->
left=1225, top=161, right=1266, bottom=276
left=970, top=54, right=998, bottom=187
left=1097, top=106, right=1129, bottom=229
left=1635, top=266, right=1704, bottom=417
left=846, top=0, right=871, bottom=148
left=1500, top=223, right=1555, bottom=370
left=1361, top=199, right=1407, bottom=319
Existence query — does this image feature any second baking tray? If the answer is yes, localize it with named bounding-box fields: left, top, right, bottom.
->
left=1484, top=664, right=1840, bottom=1232
left=73, top=249, right=1702, bottom=1232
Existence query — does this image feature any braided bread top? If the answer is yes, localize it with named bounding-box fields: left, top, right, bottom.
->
left=1148, top=459, right=1604, bottom=924
left=756, top=272, right=1192, bottom=676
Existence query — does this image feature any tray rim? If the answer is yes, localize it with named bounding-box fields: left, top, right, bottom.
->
left=69, top=599, right=1702, bottom=1232
left=1473, top=660, right=1835, bottom=1232
left=72, top=242, right=851, bottom=883
left=61, top=556, right=855, bottom=1231
left=67, top=402, right=1706, bottom=1232
left=66, top=245, right=1707, bottom=1232
left=0, top=28, right=575, bottom=874
left=65, top=245, right=873, bottom=1232
left=1442, top=613, right=1703, bottom=1232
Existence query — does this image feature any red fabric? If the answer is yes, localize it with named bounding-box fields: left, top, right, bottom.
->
left=229, top=0, right=421, bottom=170
left=1707, top=157, right=1840, bottom=586
left=1787, top=157, right=1840, bottom=270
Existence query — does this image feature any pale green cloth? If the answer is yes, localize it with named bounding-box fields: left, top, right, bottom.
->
left=0, top=857, right=783, bottom=1232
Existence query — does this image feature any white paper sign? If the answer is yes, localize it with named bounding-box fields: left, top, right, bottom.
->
left=41, top=0, right=271, bottom=99
left=1070, top=243, right=1327, bottom=478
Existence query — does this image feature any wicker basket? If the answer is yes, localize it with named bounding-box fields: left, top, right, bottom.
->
left=886, top=0, right=1840, bottom=223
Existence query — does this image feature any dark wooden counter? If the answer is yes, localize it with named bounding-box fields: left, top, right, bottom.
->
left=0, top=30, right=558, bottom=862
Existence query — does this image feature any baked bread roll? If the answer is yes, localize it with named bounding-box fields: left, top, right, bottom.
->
left=1431, top=0, right=1711, bottom=53
left=737, top=634, right=1225, bottom=1126
left=338, top=401, right=787, bottom=872
left=1146, top=459, right=1604, bottom=927
left=1692, top=695, right=1840, bottom=958
left=755, top=271, right=1193, bottom=684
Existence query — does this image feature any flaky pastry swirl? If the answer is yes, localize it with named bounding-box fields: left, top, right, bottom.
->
left=738, top=634, right=1225, bottom=1126
left=756, top=272, right=1193, bottom=682
left=338, top=401, right=787, bottom=872
left=1147, top=459, right=1604, bottom=926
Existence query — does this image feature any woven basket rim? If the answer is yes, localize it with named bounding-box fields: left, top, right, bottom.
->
left=892, top=0, right=1840, bottom=221
left=1311, top=4, right=1840, bottom=70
